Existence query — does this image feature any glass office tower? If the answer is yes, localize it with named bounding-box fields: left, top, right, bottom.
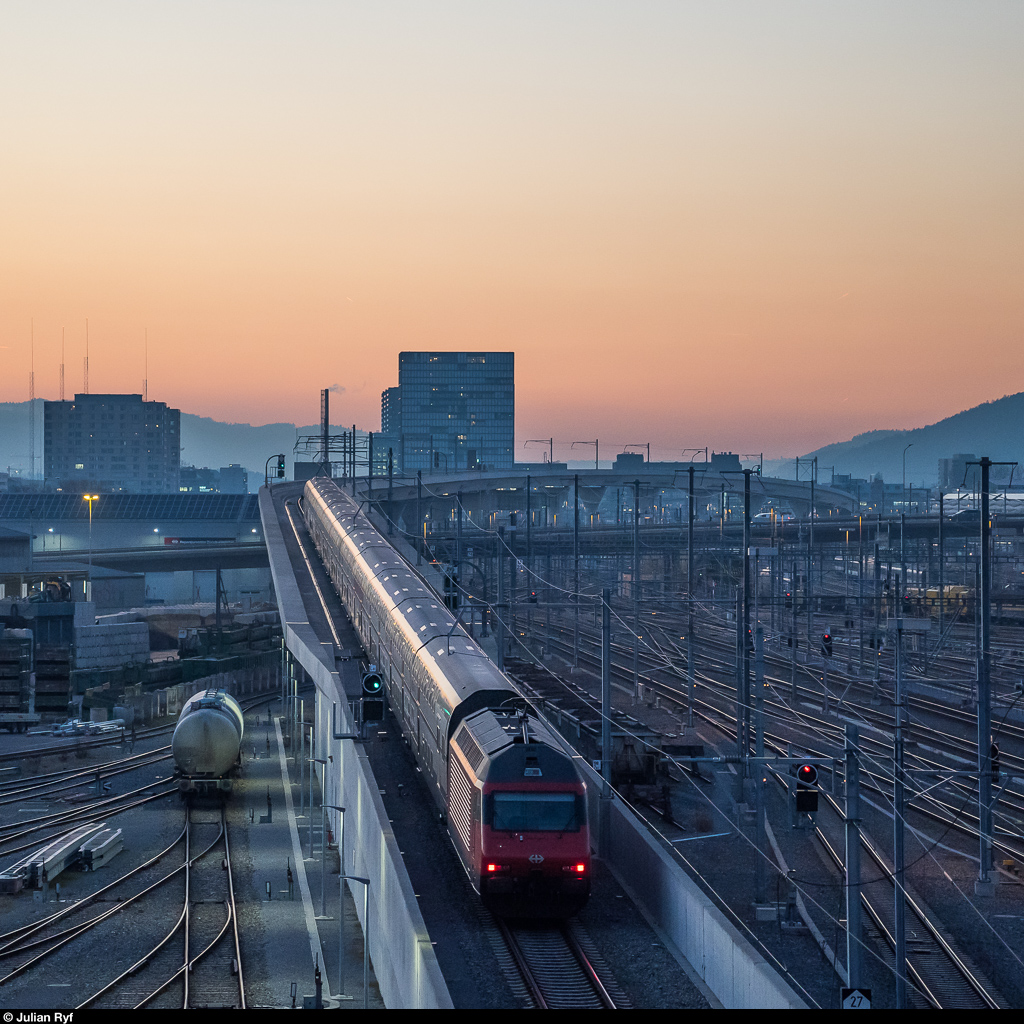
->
left=382, top=352, right=514, bottom=472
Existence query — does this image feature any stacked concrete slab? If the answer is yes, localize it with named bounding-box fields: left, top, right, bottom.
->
left=35, top=645, right=73, bottom=714
left=74, top=622, right=149, bottom=671
left=0, top=632, right=32, bottom=714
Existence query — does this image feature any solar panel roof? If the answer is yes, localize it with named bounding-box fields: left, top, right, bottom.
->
left=0, top=494, right=261, bottom=521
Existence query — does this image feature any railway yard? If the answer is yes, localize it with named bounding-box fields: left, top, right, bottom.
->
left=491, top=544, right=1024, bottom=1010
left=4, top=497, right=1024, bottom=1009
left=0, top=683, right=707, bottom=1009
left=0, top=695, right=388, bottom=1010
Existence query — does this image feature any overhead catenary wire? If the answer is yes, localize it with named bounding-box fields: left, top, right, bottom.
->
left=339, top=473, right=1016, bottom=998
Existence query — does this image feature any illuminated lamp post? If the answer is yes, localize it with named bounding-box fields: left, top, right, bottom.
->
left=83, top=494, right=99, bottom=598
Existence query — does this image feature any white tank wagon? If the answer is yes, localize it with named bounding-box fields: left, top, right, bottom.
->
left=172, top=689, right=244, bottom=793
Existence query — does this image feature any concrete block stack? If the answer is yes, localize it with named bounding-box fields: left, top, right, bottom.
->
left=74, top=622, right=150, bottom=672
left=0, top=632, right=32, bottom=714
left=35, top=646, right=73, bottom=714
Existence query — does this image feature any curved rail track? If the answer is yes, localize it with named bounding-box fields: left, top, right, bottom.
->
left=523, top=617, right=1009, bottom=1008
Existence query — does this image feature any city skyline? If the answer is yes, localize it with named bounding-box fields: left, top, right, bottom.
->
left=2, top=2, right=1021, bottom=457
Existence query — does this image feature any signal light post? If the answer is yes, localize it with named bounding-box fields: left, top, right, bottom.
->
left=821, top=631, right=833, bottom=713
left=265, top=453, right=286, bottom=487
left=361, top=667, right=384, bottom=730
left=795, top=763, right=819, bottom=814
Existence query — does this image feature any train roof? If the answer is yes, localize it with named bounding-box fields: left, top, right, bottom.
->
left=305, top=478, right=520, bottom=720
left=453, top=708, right=583, bottom=785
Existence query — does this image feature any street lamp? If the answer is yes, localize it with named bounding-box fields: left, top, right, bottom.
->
left=83, top=494, right=99, bottom=597
left=326, top=805, right=348, bottom=998
left=309, top=756, right=329, bottom=914
left=340, top=874, right=371, bottom=1009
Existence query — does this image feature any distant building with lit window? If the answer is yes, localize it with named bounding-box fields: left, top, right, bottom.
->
left=381, top=387, right=402, bottom=435
left=380, top=352, right=514, bottom=472
left=44, top=394, right=180, bottom=493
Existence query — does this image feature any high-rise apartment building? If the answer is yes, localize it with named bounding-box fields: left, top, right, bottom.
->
left=381, top=387, right=402, bottom=435
left=44, top=394, right=180, bottom=493
left=380, top=352, right=514, bottom=472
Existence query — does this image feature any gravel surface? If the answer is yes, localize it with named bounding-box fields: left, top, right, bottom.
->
left=0, top=733, right=186, bottom=1009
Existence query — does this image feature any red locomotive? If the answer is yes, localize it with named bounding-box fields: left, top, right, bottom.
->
left=449, top=708, right=590, bottom=918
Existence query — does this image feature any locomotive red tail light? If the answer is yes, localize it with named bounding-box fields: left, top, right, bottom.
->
left=486, top=863, right=510, bottom=873
left=563, top=863, right=587, bottom=873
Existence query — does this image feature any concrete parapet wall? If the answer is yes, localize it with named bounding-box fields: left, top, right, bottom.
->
left=318, top=697, right=453, bottom=1009
left=260, top=484, right=451, bottom=1009
left=582, top=762, right=804, bottom=1008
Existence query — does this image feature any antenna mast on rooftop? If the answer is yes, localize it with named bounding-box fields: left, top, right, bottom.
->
left=29, top=320, right=35, bottom=480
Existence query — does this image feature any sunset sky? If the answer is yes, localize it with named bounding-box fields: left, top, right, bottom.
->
left=1, top=1, right=1021, bottom=460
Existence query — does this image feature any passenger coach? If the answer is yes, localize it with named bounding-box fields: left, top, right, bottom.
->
left=301, top=477, right=591, bottom=916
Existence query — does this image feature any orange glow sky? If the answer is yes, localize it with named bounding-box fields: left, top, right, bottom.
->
left=2, top=2, right=1021, bottom=459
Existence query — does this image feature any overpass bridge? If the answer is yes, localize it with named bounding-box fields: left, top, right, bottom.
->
left=0, top=492, right=268, bottom=605
left=0, top=492, right=263, bottom=553
left=345, top=464, right=856, bottom=526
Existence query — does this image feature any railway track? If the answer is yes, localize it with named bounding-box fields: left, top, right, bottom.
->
left=81, top=806, right=245, bottom=1009
left=0, top=804, right=245, bottom=1010
left=497, top=918, right=621, bottom=1009
left=522, top=619, right=1011, bottom=1008
left=808, top=788, right=1005, bottom=1009
left=0, top=824, right=188, bottom=993
left=0, top=784, right=179, bottom=857
left=540, top=617, right=1024, bottom=864
left=0, top=748, right=175, bottom=807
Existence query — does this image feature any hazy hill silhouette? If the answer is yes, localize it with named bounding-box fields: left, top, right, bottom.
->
left=3, top=392, right=1023, bottom=490
left=802, top=393, right=1024, bottom=486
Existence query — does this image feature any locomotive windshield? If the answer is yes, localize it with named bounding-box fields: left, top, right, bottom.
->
left=488, top=792, right=581, bottom=832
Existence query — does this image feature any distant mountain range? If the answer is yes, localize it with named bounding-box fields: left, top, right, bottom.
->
left=795, top=394, right=1024, bottom=487
left=3, top=393, right=1023, bottom=490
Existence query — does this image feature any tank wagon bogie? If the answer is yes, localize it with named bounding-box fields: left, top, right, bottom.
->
left=172, top=688, right=244, bottom=793
left=301, top=478, right=591, bottom=917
